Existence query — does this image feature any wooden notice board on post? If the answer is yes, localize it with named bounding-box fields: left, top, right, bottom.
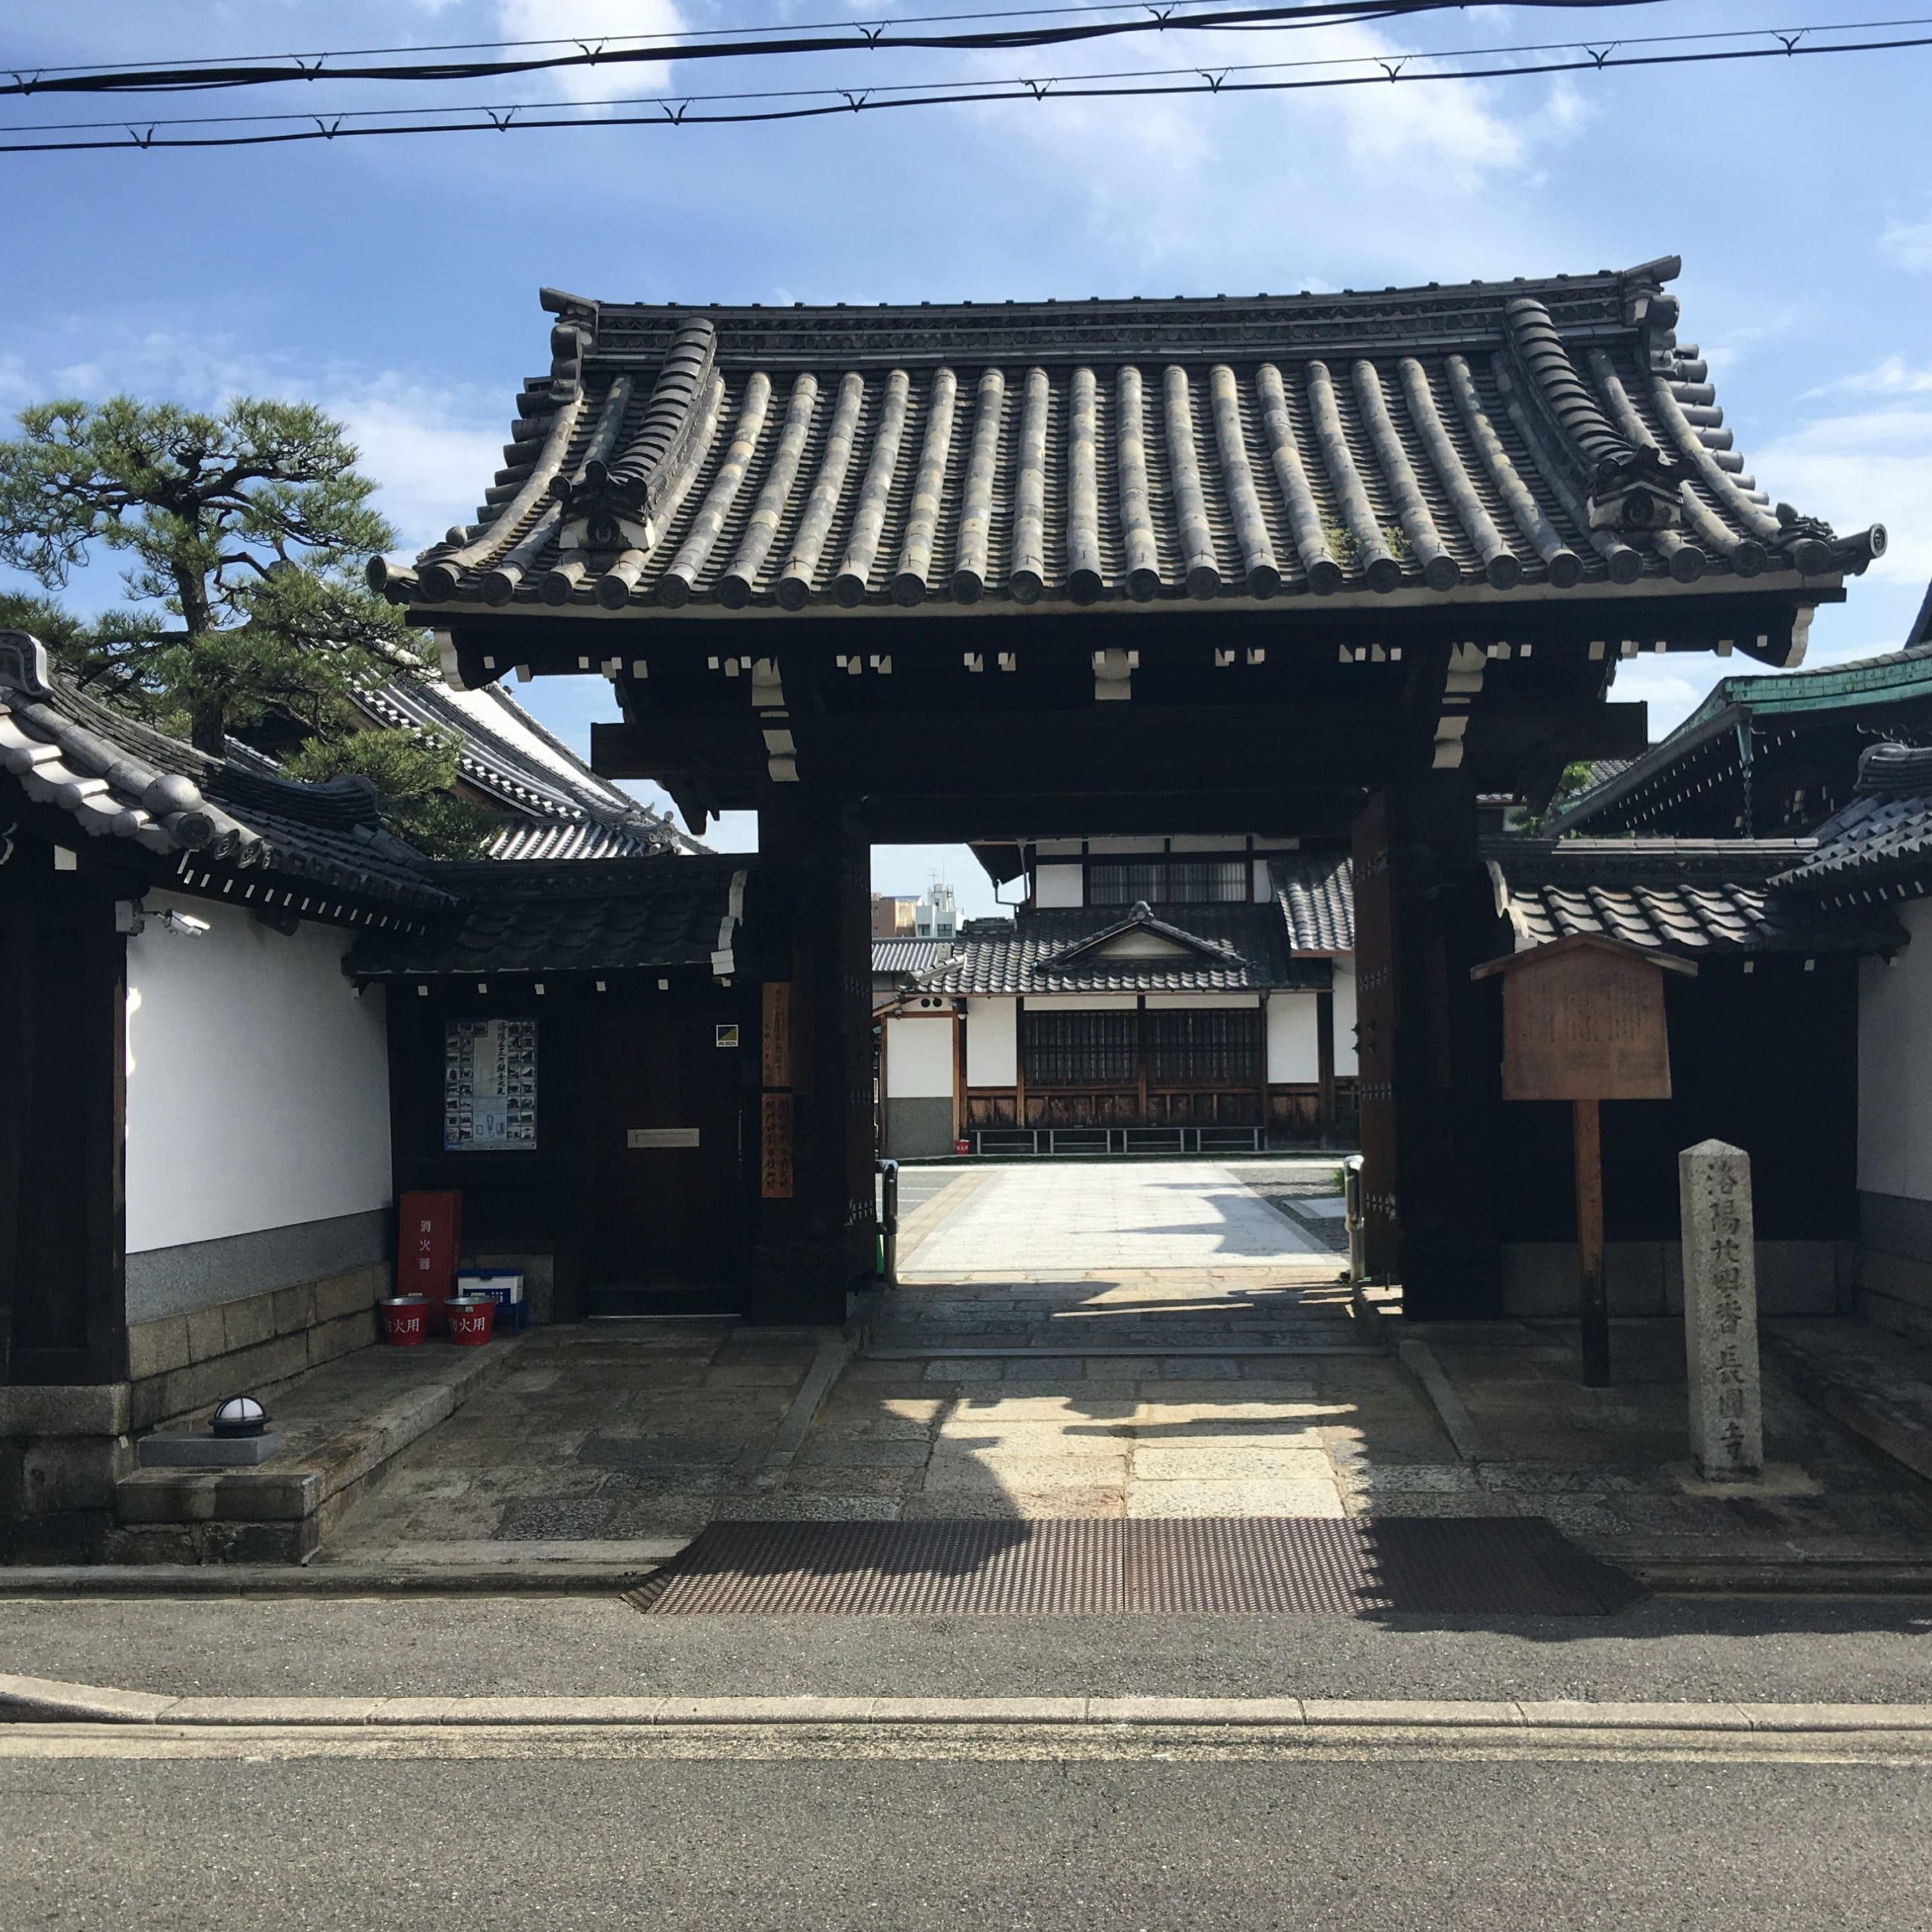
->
left=1472, top=935, right=1695, bottom=1386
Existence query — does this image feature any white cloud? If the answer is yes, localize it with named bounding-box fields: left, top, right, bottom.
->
left=492, top=0, right=685, bottom=103
left=0, top=315, right=498, bottom=556
left=1755, top=406, right=1932, bottom=587
left=954, top=22, right=1596, bottom=278
left=325, top=375, right=505, bottom=552
left=1602, top=660, right=1707, bottom=740
left=1880, top=211, right=1932, bottom=271
left=1806, top=355, right=1932, bottom=398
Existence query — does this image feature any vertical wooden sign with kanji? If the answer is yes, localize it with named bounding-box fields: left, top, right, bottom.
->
left=761, top=982, right=795, bottom=1200
left=1472, top=935, right=1694, bottom=1386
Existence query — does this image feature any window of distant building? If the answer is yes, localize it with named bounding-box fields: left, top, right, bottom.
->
left=1088, top=860, right=1248, bottom=905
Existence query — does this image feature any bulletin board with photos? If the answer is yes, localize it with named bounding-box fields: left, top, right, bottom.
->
left=443, top=1017, right=539, bottom=1152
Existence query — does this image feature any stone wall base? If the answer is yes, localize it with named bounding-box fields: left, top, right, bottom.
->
left=1858, top=1192, right=1932, bottom=1349
left=127, top=1260, right=392, bottom=1432
left=3, top=1260, right=392, bottom=1563
left=1499, top=1241, right=1852, bottom=1320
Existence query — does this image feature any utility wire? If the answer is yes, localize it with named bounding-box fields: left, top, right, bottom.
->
left=0, top=0, right=1648, bottom=97
left=9, top=15, right=1924, bottom=137
left=11, top=18, right=1916, bottom=138
left=1, top=20, right=1921, bottom=152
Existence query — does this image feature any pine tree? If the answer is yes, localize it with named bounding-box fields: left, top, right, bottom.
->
left=0, top=395, right=491, bottom=857
left=0, top=395, right=425, bottom=755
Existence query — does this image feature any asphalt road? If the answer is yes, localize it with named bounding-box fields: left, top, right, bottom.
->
left=8, top=1746, right=1930, bottom=1930
left=7, top=1594, right=1932, bottom=1703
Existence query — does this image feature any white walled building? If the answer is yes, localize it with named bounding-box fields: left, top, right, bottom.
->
left=878, top=836, right=1355, bottom=1157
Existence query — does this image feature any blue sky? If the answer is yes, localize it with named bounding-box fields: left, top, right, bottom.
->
left=2, top=1, right=1927, bottom=915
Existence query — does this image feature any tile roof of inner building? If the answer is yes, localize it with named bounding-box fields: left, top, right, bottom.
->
left=374, top=260, right=1884, bottom=621
left=909, top=903, right=1328, bottom=996
left=1275, top=852, right=1354, bottom=952
left=1486, top=835, right=1900, bottom=955
left=873, top=937, right=962, bottom=977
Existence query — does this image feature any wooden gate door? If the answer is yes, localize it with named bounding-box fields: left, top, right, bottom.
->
left=1351, top=792, right=1399, bottom=1276
left=587, top=1005, right=745, bottom=1290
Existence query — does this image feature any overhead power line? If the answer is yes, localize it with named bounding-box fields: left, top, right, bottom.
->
left=0, top=0, right=1647, bottom=97
left=0, top=17, right=1922, bottom=153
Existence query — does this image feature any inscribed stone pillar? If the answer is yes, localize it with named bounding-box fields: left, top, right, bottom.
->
left=1678, top=1138, right=1763, bottom=1480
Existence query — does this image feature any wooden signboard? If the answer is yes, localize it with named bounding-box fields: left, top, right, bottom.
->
left=762, top=982, right=792, bottom=1089
left=1481, top=937, right=1682, bottom=1102
left=1473, top=935, right=1695, bottom=1386
left=760, top=1091, right=795, bottom=1201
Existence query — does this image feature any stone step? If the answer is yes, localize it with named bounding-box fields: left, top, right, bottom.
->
left=1764, top=1319, right=1932, bottom=1488
left=111, top=1334, right=526, bottom=1564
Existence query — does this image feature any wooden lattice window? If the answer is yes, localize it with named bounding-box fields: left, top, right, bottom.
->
left=1023, top=1011, right=1135, bottom=1086
left=1143, top=1010, right=1263, bottom=1084
left=1088, top=860, right=1247, bottom=905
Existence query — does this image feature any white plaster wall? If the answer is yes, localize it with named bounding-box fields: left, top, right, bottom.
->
left=884, top=1015, right=956, bottom=1099
left=1035, top=863, right=1084, bottom=909
left=965, top=998, right=1017, bottom=1088
left=1023, top=993, right=1139, bottom=1011
left=1860, top=901, right=1932, bottom=1200
left=1332, top=962, right=1358, bottom=1075
left=125, top=892, right=392, bottom=1253
left=1267, top=995, right=1321, bottom=1082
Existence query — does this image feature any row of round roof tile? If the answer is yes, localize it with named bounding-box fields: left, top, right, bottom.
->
left=380, top=266, right=1882, bottom=620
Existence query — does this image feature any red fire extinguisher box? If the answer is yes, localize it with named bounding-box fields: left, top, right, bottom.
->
left=398, top=1192, right=463, bottom=1336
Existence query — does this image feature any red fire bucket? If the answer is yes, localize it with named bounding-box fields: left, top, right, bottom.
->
left=380, top=1296, right=431, bottom=1346
left=445, top=1296, right=497, bottom=1346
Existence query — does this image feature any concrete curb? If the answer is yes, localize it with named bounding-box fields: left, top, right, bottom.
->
left=751, top=1332, right=859, bottom=1487
left=0, top=1564, right=666, bottom=1598
left=9, top=1674, right=1932, bottom=1733
left=1395, top=1338, right=1494, bottom=1462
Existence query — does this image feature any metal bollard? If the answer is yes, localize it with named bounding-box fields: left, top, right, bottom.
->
left=878, top=1159, right=900, bottom=1287
left=1342, top=1155, right=1366, bottom=1287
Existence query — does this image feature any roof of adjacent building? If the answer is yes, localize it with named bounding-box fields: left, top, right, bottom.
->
left=371, top=258, right=1882, bottom=622
left=351, top=676, right=698, bottom=858
left=905, top=901, right=1328, bottom=996
left=348, top=857, right=749, bottom=980
left=1771, top=743, right=1932, bottom=902
left=0, top=632, right=457, bottom=919
left=1487, top=835, right=1900, bottom=955
left=872, top=937, right=961, bottom=977
left=1548, top=638, right=1932, bottom=835
left=1275, top=852, right=1354, bottom=952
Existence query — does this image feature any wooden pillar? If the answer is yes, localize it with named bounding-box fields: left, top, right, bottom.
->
left=1573, top=1098, right=1609, bottom=1386
left=1134, top=993, right=1149, bottom=1125
left=750, top=782, right=872, bottom=1325
left=1356, top=774, right=1506, bottom=1319
left=1315, top=989, right=1337, bottom=1143
left=0, top=873, right=127, bottom=1385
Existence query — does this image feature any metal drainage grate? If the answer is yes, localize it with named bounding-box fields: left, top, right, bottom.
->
left=625, top=1517, right=1644, bottom=1618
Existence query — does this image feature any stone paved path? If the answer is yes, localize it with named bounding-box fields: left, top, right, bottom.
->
left=903, top=1160, right=1331, bottom=1275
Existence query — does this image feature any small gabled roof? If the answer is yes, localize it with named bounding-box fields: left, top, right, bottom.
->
left=1053, top=900, right=1245, bottom=968
left=909, top=901, right=1324, bottom=996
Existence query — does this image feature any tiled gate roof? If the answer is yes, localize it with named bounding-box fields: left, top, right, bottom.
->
left=373, top=259, right=1884, bottom=621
